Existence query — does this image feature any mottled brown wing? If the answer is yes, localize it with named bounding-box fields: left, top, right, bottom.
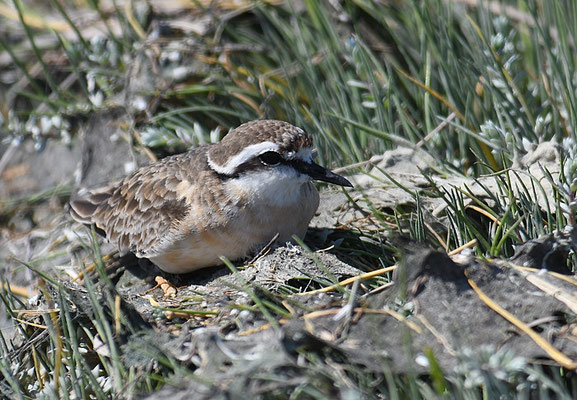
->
left=69, top=150, right=198, bottom=257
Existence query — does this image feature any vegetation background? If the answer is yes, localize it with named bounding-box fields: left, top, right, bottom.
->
left=1, top=0, right=576, bottom=398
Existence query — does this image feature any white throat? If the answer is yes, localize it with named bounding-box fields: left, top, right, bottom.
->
left=228, top=166, right=310, bottom=207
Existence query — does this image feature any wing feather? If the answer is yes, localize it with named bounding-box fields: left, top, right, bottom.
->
left=68, top=150, right=198, bottom=257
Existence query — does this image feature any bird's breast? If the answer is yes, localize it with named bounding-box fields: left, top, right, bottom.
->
left=151, top=181, right=319, bottom=273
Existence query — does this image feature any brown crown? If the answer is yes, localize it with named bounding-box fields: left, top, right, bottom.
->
left=208, top=120, right=313, bottom=166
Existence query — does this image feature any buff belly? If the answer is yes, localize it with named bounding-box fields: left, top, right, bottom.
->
left=150, top=183, right=319, bottom=274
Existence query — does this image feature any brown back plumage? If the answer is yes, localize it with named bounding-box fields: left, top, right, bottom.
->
left=68, top=149, right=201, bottom=256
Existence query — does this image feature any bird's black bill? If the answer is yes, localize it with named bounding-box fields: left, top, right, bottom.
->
left=292, top=160, right=353, bottom=187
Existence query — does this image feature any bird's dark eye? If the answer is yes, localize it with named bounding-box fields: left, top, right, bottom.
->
left=258, top=151, right=282, bottom=166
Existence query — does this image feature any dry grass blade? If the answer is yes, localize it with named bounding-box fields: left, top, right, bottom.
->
left=416, top=112, right=457, bottom=148
left=13, top=318, right=48, bottom=329
left=237, top=307, right=423, bottom=337
left=124, top=1, right=146, bottom=39
left=301, top=240, right=478, bottom=296
left=500, top=261, right=577, bottom=314
left=504, top=263, right=577, bottom=287
left=298, top=266, right=397, bottom=295
left=0, top=2, right=70, bottom=31
left=236, top=320, right=284, bottom=336
left=415, top=314, right=457, bottom=355
left=466, top=272, right=577, bottom=369
left=466, top=205, right=501, bottom=225
left=425, top=221, right=447, bottom=249
left=448, top=239, right=478, bottom=255
left=2, top=283, right=37, bottom=297
left=304, top=307, right=423, bottom=333
left=71, top=252, right=117, bottom=282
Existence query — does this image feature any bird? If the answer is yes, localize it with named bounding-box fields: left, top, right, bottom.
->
left=68, top=120, right=352, bottom=274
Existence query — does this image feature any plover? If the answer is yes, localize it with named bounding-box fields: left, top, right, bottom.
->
left=69, top=120, right=352, bottom=273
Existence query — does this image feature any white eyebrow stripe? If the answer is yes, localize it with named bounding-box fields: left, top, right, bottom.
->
left=207, top=141, right=279, bottom=176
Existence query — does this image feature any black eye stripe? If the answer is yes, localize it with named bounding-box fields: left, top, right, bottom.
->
left=222, top=151, right=287, bottom=179
left=258, top=151, right=283, bottom=166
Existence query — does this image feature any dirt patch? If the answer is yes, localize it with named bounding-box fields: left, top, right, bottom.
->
left=74, top=242, right=576, bottom=399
